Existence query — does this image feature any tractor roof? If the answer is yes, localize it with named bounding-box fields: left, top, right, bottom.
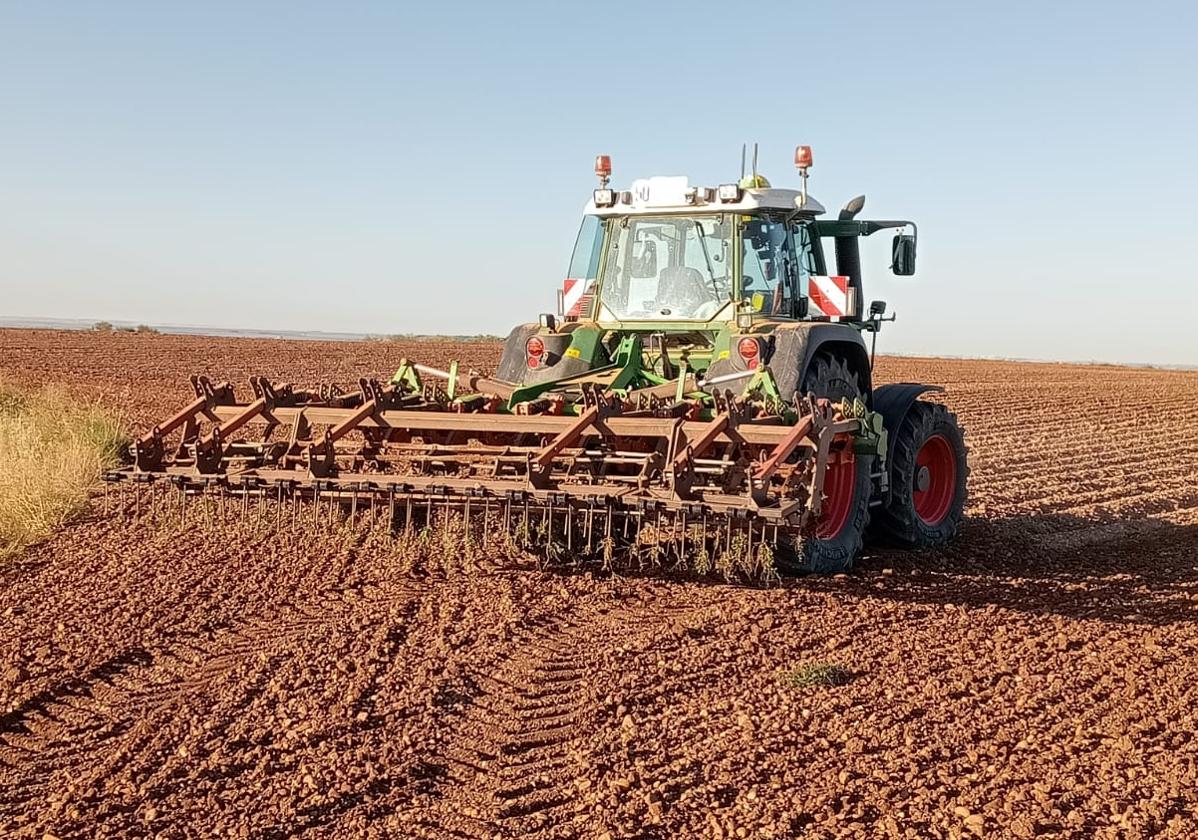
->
left=585, top=175, right=826, bottom=218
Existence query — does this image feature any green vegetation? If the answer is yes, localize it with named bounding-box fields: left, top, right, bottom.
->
left=781, top=662, right=852, bottom=688
left=92, top=321, right=114, bottom=332
left=135, top=324, right=160, bottom=334
left=0, top=383, right=128, bottom=561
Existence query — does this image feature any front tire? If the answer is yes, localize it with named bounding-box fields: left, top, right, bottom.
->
left=873, top=401, right=968, bottom=547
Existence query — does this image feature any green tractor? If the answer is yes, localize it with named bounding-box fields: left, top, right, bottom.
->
left=107, top=148, right=967, bottom=576
left=494, top=149, right=968, bottom=569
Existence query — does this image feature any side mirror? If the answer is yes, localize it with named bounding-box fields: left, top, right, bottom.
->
left=891, top=234, right=917, bottom=276
left=869, top=299, right=887, bottom=317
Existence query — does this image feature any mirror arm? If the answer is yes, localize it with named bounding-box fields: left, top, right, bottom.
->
left=859, top=220, right=917, bottom=238
left=867, top=311, right=897, bottom=369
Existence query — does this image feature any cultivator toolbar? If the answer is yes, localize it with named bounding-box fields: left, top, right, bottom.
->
left=104, top=357, right=884, bottom=573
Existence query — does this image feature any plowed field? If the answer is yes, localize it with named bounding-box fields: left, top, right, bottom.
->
left=2, top=329, right=1197, bottom=840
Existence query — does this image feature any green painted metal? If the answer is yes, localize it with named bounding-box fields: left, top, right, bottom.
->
left=563, top=325, right=608, bottom=366
left=390, top=359, right=422, bottom=392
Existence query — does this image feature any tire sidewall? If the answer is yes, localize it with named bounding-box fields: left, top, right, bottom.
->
left=890, top=404, right=968, bottom=545
left=795, top=452, right=874, bottom=574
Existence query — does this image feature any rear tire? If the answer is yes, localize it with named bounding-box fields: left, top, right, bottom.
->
left=776, top=449, right=873, bottom=575
left=775, top=352, right=869, bottom=574
left=800, top=352, right=862, bottom=404
left=873, top=401, right=968, bottom=547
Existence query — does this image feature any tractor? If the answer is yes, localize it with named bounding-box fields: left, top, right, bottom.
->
left=105, top=147, right=967, bottom=575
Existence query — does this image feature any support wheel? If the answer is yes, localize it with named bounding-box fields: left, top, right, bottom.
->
left=781, top=449, right=874, bottom=574
left=873, top=401, right=968, bottom=547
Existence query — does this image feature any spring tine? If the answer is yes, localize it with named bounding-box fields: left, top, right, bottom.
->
left=585, top=501, right=594, bottom=554
left=406, top=495, right=413, bottom=532
left=680, top=511, right=687, bottom=561
left=483, top=498, right=491, bottom=541
left=351, top=490, right=358, bottom=524
left=566, top=503, right=573, bottom=552
left=388, top=488, right=395, bottom=526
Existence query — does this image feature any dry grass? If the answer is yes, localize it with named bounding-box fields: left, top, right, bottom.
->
left=0, top=383, right=128, bottom=560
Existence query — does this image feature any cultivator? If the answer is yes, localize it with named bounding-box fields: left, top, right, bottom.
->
left=100, top=147, right=971, bottom=574
left=104, top=355, right=884, bottom=572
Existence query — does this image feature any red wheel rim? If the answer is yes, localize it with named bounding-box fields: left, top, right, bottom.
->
left=816, top=450, right=856, bottom=539
left=912, top=434, right=957, bottom=526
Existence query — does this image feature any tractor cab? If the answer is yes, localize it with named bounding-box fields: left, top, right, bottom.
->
left=561, top=149, right=915, bottom=336
left=567, top=173, right=830, bottom=329
left=497, top=148, right=919, bottom=403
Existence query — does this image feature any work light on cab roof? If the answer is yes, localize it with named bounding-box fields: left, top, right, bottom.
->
left=106, top=145, right=961, bottom=580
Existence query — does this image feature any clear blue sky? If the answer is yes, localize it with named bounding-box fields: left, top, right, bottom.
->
left=2, top=1, right=1195, bottom=365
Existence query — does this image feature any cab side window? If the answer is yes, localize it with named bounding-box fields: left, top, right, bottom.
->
left=790, top=223, right=819, bottom=318
left=741, top=217, right=795, bottom=317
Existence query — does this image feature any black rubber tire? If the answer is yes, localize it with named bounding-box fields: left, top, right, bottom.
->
left=872, top=401, right=968, bottom=548
left=799, top=351, right=862, bottom=404
left=782, top=452, right=874, bottom=574
left=777, top=351, right=871, bottom=574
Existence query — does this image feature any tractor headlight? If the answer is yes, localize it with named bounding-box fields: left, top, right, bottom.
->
left=593, top=188, right=615, bottom=207
left=718, top=183, right=742, bottom=202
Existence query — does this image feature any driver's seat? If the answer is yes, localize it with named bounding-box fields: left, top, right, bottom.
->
left=658, top=266, right=708, bottom=306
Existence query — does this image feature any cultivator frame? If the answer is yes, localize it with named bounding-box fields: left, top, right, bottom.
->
left=105, top=350, right=885, bottom=564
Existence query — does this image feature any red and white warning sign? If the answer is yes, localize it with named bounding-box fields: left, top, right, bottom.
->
left=807, top=275, right=851, bottom=319
left=561, top=278, right=594, bottom=319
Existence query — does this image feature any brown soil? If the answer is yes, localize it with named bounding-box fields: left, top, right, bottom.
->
left=2, top=329, right=1197, bottom=839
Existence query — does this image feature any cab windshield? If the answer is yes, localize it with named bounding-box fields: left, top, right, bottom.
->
left=597, top=214, right=731, bottom=321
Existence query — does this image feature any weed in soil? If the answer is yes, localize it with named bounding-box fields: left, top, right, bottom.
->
left=781, top=662, right=853, bottom=688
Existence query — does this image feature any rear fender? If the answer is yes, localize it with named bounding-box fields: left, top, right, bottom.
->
left=872, top=382, right=944, bottom=494
left=495, top=323, right=605, bottom=386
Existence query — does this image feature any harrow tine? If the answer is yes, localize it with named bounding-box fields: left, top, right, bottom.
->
left=566, top=503, right=573, bottom=552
